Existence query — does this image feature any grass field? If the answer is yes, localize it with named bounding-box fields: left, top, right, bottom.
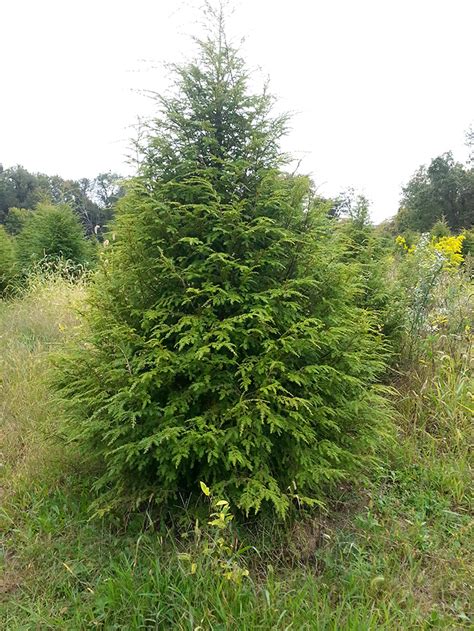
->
left=1, top=274, right=472, bottom=630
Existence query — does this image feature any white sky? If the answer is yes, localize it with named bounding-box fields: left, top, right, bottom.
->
left=1, top=0, right=473, bottom=222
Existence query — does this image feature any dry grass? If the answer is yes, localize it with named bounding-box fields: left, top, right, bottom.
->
left=0, top=273, right=86, bottom=491
left=1, top=268, right=473, bottom=629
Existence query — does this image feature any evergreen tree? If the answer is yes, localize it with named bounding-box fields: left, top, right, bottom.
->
left=16, top=203, right=93, bottom=271
left=335, top=194, right=403, bottom=350
left=430, top=217, right=451, bottom=239
left=0, top=225, right=17, bottom=295
left=4, top=207, right=31, bottom=235
left=55, top=9, right=389, bottom=516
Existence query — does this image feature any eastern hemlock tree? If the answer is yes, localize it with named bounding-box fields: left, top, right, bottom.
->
left=4, top=207, right=31, bottom=235
left=16, top=203, right=93, bottom=272
left=461, top=227, right=474, bottom=259
left=55, top=10, right=390, bottom=517
left=333, top=191, right=403, bottom=350
left=0, top=225, right=17, bottom=295
left=430, top=217, right=451, bottom=239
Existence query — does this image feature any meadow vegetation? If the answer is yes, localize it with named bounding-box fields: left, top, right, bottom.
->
left=1, top=252, right=472, bottom=629
left=1, top=8, right=473, bottom=630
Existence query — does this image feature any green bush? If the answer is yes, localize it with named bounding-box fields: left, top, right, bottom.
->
left=54, top=20, right=390, bottom=517
left=0, top=225, right=17, bottom=294
left=16, top=203, right=93, bottom=272
left=461, top=228, right=474, bottom=259
left=430, top=217, right=450, bottom=239
left=334, top=196, right=404, bottom=351
left=4, top=206, right=32, bottom=236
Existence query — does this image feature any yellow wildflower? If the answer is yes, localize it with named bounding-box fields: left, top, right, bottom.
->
left=395, top=235, right=408, bottom=250
left=432, top=234, right=465, bottom=267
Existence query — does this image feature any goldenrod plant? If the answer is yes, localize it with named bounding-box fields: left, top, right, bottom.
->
left=395, top=231, right=470, bottom=361
left=432, top=234, right=465, bottom=267
left=179, top=482, right=250, bottom=584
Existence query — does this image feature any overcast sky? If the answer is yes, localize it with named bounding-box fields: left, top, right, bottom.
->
left=1, top=0, right=473, bottom=222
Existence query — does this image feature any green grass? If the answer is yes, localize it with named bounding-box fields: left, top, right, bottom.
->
left=1, top=273, right=472, bottom=630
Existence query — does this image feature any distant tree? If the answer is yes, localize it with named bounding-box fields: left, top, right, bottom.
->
left=0, top=165, right=50, bottom=222
left=396, top=152, right=474, bottom=233
left=4, top=207, right=31, bottom=235
left=430, top=217, right=451, bottom=239
left=336, top=195, right=403, bottom=346
left=466, top=126, right=473, bottom=165
left=328, top=188, right=353, bottom=219
left=85, top=172, right=125, bottom=235
left=329, top=188, right=370, bottom=226
left=91, top=172, right=125, bottom=209
left=375, top=217, right=397, bottom=239
left=16, top=203, right=93, bottom=271
left=0, top=165, right=124, bottom=236
left=47, top=176, right=108, bottom=235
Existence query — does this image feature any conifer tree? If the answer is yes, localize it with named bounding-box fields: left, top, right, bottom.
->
left=334, top=193, right=403, bottom=348
left=0, top=225, right=17, bottom=295
left=16, top=203, right=93, bottom=272
left=55, top=7, right=389, bottom=516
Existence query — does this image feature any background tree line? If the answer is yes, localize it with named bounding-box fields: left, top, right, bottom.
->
left=374, top=128, right=474, bottom=237
left=2, top=129, right=473, bottom=277
left=0, top=166, right=125, bottom=292
left=0, top=164, right=124, bottom=236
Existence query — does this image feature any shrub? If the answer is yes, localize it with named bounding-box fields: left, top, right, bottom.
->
left=54, top=14, right=390, bottom=517
left=334, top=197, right=404, bottom=351
left=16, top=203, right=93, bottom=272
left=0, top=225, right=17, bottom=295
left=461, top=228, right=474, bottom=260
left=430, top=217, right=450, bottom=240
left=4, top=206, right=32, bottom=235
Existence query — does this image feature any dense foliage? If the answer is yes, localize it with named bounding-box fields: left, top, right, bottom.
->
left=0, top=225, right=17, bottom=294
left=0, top=164, right=123, bottom=235
left=3, top=221, right=472, bottom=629
left=4, top=206, right=31, bottom=236
left=396, top=152, right=474, bottom=233
left=333, top=194, right=403, bottom=348
left=55, top=19, right=390, bottom=516
left=16, top=203, right=93, bottom=272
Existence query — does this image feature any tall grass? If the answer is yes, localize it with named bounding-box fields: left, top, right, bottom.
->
left=1, top=267, right=472, bottom=629
left=0, top=269, right=85, bottom=489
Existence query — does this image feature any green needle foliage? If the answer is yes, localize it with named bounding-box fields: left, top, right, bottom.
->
left=16, top=203, right=93, bottom=272
left=335, top=195, right=404, bottom=351
left=55, top=9, right=390, bottom=517
left=0, top=225, right=17, bottom=294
